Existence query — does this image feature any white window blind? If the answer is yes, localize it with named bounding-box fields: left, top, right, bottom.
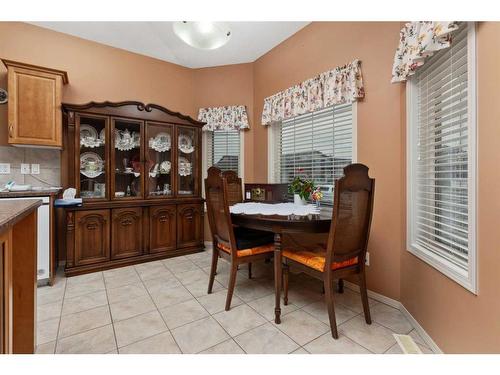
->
left=408, top=22, right=476, bottom=292
left=206, top=130, right=241, bottom=176
left=273, top=104, right=353, bottom=204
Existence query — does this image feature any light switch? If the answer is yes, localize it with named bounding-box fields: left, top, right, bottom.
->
left=21, top=163, right=30, bottom=174
left=0, top=163, right=10, bottom=174
left=31, top=163, right=40, bottom=174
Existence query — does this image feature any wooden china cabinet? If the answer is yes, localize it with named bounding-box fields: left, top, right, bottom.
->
left=61, top=101, right=204, bottom=276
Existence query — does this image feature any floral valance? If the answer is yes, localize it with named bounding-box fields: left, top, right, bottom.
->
left=261, top=59, right=364, bottom=126
left=391, top=21, right=459, bottom=83
left=198, top=105, right=249, bottom=131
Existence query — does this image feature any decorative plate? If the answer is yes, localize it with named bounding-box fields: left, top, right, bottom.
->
left=80, top=152, right=104, bottom=178
left=148, top=132, right=171, bottom=152
left=178, top=157, right=192, bottom=176
left=99, top=128, right=106, bottom=142
left=160, top=161, right=171, bottom=174
left=80, top=125, right=103, bottom=148
left=178, top=133, right=194, bottom=154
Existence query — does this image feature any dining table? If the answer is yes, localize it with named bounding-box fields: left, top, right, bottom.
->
left=231, top=203, right=332, bottom=324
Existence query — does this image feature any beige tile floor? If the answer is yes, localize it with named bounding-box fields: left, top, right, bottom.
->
left=35, top=251, right=434, bottom=354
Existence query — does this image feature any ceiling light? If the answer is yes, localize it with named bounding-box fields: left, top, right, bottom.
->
left=173, top=21, right=231, bottom=50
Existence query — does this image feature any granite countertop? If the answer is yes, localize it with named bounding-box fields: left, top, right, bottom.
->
left=0, top=199, right=43, bottom=233
left=0, top=188, right=62, bottom=198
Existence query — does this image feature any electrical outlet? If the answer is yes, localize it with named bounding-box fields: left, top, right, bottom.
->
left=365, top=252, right=370, bottom=266
left=0, top=163, right=10, bottom=174
left=21, top=163, right=30, bottom=174
left=31, top=163, right=40, bottom=175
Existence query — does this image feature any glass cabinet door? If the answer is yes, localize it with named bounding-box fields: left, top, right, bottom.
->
left=176, top=126, right=199, bottom=197
left=146, top=122, right=173, bottom=198
left=111, top=118, right=144, bottom=200
left=77, top=114, right=108, bottom=200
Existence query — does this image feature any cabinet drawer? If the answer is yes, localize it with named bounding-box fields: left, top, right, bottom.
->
left=74, top=210, right=110, bottom=266
left=111, top=207, right=144, bottom=260
left=177, top=203, right=203, bottom=248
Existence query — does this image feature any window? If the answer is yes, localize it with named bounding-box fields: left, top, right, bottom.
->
left=205, top=129, right=243, bottom=176
left=269, top=103, right=356, bottom=204
left=407, top=22, right=477, bottom=292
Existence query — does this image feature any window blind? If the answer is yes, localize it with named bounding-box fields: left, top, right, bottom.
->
left=206, top=130, right=241, bottom=176
left=413, top=23, right=470, bottom=270
left=276, top=104, right=353, bottom=204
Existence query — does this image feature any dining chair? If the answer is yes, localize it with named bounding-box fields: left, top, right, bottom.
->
left=222, top=169, right=259, bottom=277
left=205, top=166, right=275, bottom=310
left=222, top=170, right=243, bottom=206
left=281, top=163, right=375, bottom=339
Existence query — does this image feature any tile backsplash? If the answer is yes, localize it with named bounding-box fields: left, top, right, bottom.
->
left=0, top=146, right=61, bottom=187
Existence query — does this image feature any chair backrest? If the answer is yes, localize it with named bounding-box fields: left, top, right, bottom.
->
left=222, top=170, right=243, bottom=206
left=325, top=163, right=375, bottom=268
left=204, top=166, right=236, bottom=252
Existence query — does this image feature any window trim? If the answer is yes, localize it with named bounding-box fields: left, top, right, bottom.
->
left=406, top=22, right=477, bottom=294
left=202, top=130, right=245, bottom=198
left=267, top=102, right=358, bottom=183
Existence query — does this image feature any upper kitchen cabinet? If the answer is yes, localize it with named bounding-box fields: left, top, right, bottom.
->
left=2, top=59, right=68, bottom=148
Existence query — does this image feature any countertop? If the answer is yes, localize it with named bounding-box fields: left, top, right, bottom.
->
left=0, top=199, right=43, bottom=233
left=0, top=188, right=62, bottom=198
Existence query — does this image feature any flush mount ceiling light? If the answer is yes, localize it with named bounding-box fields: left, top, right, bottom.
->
left=173, top=21, right=231, bottom=50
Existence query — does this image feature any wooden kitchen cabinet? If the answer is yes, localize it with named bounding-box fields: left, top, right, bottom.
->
left=0, top=200, right=40, bottom=354
left=111, top=207, right=144, bottom=259
left=177, top=203, right=204, bottom=249
left=2, top=59, right=68, bottom=148
left=74, top=210, right=110, bottom=266
left=149, top=205, right=176, bottom=254
left=0, top=231, right=8, bottom=354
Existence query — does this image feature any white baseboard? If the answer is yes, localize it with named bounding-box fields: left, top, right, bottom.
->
left=204, top=241, right=213, bottom=249
left=399, top=304, right=443, bottom=354
left=343, top=280, right=401, bottom=309
left=342, top=280, right=442, bottom=353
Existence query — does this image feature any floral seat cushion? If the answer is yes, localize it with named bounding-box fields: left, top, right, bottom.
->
left=282, top=248, right=358, bottom=272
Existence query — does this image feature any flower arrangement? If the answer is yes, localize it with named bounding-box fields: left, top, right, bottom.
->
left=288, top=177, right=315, bottom=201
left=311, top=187, right=324, bottom=202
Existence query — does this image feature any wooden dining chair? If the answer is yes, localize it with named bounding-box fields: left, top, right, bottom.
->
left=222, top=170, right=243, bottom=206
left=205, top=166, right=275, bottom=311
left=282, top=163, right=375, bottom=339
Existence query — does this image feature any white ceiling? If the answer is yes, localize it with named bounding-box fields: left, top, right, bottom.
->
left=31, top=22, right=309, bottom=69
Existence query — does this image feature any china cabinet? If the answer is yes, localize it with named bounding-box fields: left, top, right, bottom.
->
left=61, top=101, right=204, bottom=276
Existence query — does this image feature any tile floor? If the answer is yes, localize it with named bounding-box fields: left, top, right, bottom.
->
left=36, top=250, right=434, bottom=354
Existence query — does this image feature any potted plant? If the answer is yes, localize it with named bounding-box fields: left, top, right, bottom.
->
left=288, top=177, right=315, bottom=205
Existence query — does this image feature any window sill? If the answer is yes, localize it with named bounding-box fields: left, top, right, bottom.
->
left=407, top=242, right=477, bottom=295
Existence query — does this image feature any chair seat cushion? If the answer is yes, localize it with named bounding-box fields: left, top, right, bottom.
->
left=282, top=248, right=358, bottom=272
left=217, top=227, right=274, bottom=257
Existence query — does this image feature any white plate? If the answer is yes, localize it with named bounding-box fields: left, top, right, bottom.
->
left=178, top=133, right=194, bottom=154
left=160, top=161, right=171, bottom=174
left=80, top=125, right=103, bottom=148
left=149, top=132, right=171, bottom=152
left=80, top=152, right=104, bottom=178
left=178, top=156, right=192, bottom=176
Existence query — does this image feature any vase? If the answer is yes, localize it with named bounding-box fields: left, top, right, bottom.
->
left=294, top=194, right=307, bottom=205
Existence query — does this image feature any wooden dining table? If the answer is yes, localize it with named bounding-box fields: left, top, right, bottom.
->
left=231, top=209, right=332, bottom=324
